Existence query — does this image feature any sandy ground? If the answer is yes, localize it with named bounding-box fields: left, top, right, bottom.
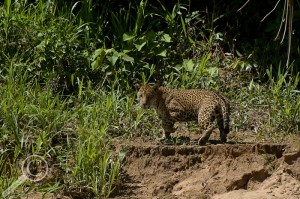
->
left=111, top=134, right=300, bottom=199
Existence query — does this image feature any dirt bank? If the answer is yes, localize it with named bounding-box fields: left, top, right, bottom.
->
left=112, top=140, right=300, bottom=199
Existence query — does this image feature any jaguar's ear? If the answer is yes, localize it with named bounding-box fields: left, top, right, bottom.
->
left=134, top=83, right=141, bottom=90
left=153, top=83, right=160, bottom=91
left=134, top=79, right=142, bottom=91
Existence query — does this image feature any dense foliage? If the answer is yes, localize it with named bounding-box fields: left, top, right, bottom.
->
left=1, top=0, right=299, bottom=92
left=0, top=0, right=299, bottom=198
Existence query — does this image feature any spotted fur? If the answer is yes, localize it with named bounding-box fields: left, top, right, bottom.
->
left=137, top=84, right=230, bottom=144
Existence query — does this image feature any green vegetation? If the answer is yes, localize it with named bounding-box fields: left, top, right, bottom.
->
left=0, top=0, right=299, bottom=198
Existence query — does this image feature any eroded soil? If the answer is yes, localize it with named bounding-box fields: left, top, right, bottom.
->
left=18, top=131, right=300, bottom=199
left=112, top=134, right=300, bottom=199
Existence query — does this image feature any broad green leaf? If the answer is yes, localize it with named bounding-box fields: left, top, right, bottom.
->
left=175, top=64, right=182, bottom=70
left=206, top=67, right=218, bottom=77
left=104, top=48, right=113, bottom=54
left=91, top=60, right=98, bottom=70
left=111, top=54, right=119, bottom=66
left=134, top=41, right=147, bottom=51
left=145, top=30, right=157, bottom=41
left=107, top=53, right=119, bottom=66
left=183, top=59, right=194, bottom=72
left=157, top=49, right=167, bottom=57
left=123, top=49, right=131, bottom=53
left=92, top=47, right=105, bottom=60
left=161, top=34, right=171, bottom=42
left=123, top=32, right=135, bottom=41
left=120, top=53, right=134, bottom=62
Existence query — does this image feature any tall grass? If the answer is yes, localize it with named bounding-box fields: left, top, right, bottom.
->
left=0, top=0, right=299, bottom=198
left=0, top=62, right=131, bottom=197
left=266, top=65, right=300, bottom=133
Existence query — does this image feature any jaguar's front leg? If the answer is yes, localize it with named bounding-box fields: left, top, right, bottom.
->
left=161, top=119, right=175, bottom=142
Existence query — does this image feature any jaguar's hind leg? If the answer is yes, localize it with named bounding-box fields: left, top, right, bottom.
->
left=217, top=118, right=227, bottom=143
left=197, top=107, right=216, bottom=145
